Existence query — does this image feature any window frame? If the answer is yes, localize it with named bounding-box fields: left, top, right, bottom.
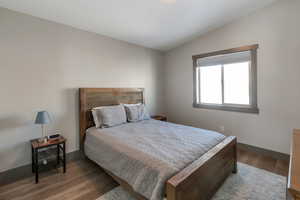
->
left=192, top=44, right=259, bottom=114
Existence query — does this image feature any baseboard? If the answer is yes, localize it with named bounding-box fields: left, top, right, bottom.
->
left=0, top=150, right=83, bottom=186
left=238, top=143, right=290, bottom=161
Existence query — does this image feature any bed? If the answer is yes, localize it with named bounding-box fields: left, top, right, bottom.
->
left=79, top=88, right=237, bottom=200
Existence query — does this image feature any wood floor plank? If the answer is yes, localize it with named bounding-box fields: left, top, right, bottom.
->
left=237, top=147, right=288, bottom=176
left=242, top=150, right=260, bottom=167
left=72, top=179, right=118, bottom=200
left=237, top=148, right=248, bottom=163
left=14, top=171, right=102, bottom=200
left=0, top=160, right=88, bottom=193
left=255, top=155, right=277, bottom=172
left=0, top=161, right=96, bottom=199
left=274, top=159, right=289, bottom=176
left=0, top=160, right=115, bottom=200
left=42, top=172, right=106, bottom=200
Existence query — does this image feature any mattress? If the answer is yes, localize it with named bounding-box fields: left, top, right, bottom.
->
left=85, top=119, right=225, bottom=200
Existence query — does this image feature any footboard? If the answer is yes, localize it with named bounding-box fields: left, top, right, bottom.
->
left=166, top=136, right=237, bottom=200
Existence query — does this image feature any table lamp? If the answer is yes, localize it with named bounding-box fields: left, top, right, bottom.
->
left=35, top=111, right=51, bottom=142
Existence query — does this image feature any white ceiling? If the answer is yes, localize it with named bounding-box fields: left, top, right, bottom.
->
left=0, top=0, right=277, bottom=51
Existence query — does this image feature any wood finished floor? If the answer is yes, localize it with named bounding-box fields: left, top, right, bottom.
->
left=0, top=148, right=289, bottom=200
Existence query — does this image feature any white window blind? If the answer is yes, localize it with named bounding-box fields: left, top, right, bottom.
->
left=196, top=51, right=251, bottom=67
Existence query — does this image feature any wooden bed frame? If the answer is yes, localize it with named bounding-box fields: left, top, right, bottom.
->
left=79, top=88, right=237, bottom=200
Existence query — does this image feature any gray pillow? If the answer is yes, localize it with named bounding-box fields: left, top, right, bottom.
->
left=92, top=105, right=127, bottom=128
left=124, top=103, right=150, bottom=122
left=92, top=107, right=103, bottom=128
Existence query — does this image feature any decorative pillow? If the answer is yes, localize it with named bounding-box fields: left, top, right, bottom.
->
left=123, top=103, right=150, bottom=122
left=92, top=105, right=127, bottom=128
left=92, top=107, right=103, bottom=128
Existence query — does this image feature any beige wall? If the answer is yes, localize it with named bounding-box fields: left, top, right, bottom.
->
left=0, top=8, right=165, bottom=172
left=164, top=0, right=300, bottom=154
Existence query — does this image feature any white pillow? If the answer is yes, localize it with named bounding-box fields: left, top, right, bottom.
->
left=92, top=105, right=127, bottom=128
left=123, top=103, right=150, bottom=122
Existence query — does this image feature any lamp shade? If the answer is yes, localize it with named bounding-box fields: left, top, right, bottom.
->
left=35, top=111, right=51, bottom=124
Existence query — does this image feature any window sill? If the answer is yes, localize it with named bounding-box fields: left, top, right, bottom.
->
left=193, top=103, right=259, bottom=114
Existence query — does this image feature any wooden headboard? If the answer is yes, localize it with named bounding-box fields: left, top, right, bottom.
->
left=79, top=88, right=144, bottom=150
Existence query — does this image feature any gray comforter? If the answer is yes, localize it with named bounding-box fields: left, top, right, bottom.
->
left=85, top=119, right=225, bottom=200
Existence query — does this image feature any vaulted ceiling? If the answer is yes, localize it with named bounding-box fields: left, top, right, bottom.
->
left=0, top=0, right=277, bottom=51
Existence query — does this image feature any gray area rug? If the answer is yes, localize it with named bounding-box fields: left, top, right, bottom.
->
left=97, top=163, right=286, bottom=200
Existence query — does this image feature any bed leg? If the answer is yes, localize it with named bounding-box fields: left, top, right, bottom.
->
left=232, top=161, right=237, bottom=174
left=232, top=141, right=238, bottom=174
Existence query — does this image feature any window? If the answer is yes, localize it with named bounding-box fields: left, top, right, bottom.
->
left=193, top=45, right=259, bottom=113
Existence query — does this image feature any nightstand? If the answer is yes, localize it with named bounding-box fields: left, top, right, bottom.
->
left=151, top=115, right=167, bottom=122
left=31, top=136, right=66, bottom=183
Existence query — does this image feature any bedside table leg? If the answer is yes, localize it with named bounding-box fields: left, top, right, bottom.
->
left=57, top=144, right=60, bottom=166
left=35, top=149, right=39, bottom=183
left=31, top=146, right=34, bottom=173
left=63, top=142, right=66, bottom=173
